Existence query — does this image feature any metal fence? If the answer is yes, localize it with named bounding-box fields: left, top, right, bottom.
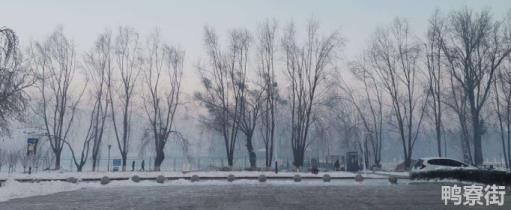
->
left=1, top=156, right=508, bottom=173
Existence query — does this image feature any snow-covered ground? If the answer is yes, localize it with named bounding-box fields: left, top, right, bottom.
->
left=0, top=179, right=83, bottom=202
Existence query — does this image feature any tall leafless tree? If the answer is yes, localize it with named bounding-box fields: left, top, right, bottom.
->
left=109, top=26, right=141, bottom=171
left=32, top=28, right=86, bottom=170
left=257, top=20, right=279, bottom=167
left=282, top=20, right=342, bottom=168
left=425, top=10, right=447, bottom=157
left=0, top=27, right=34, bottom=135
left=142, top=31, right=185, bottom=171
left=439, top=8, right=511, bottom=165
left=344, top=59, right=386, bottom=168
left=64, top=109, right=93, bottom=172
left=368, top=18, right=428, bottom=169
left=493, top=52, right=511, bottom=169
left=196, top=27, right=251, bottom=168
left=83, top=31, right=112, bottom=171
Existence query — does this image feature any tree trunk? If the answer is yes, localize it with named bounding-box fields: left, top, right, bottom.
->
left=122, top=154, right=127, bottom=171
left=293, top=148, right=305, bottom=169
left=227, top=155, right=233, bottom=167
left=436, top=124, right=442, bottom=157
left=472, top=113, right=483, bottom=166
left=245, top=135, right=256, bottom=169
left=92, top=156, right=98, bottom=172
left=54, top=150, right=62, bottom=170
left=404, top=154, right=411, bottom=171
left=154, top=149, right=165, bottom=171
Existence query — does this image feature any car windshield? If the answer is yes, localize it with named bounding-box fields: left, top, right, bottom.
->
left=428, top=159, right=465, bottom=167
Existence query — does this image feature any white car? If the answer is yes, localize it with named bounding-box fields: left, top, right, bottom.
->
left=412, top=157, right=477, bottom=171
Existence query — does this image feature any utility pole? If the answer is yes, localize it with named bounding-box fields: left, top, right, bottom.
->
left=107, top=144, right=112, bottom=172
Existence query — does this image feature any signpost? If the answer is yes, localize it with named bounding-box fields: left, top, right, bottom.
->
left=112, top=159, right=121, bottom=172
left=26, top=138, right=39, bottom=174
left=27, top=138, right=39, bottom=155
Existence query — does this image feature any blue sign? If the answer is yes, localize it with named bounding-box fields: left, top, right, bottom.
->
left=27, top=138, right=38, bottom=144
left=27, top=138, right=39, bottom=155
left=113, top=159, right=121, bottom=167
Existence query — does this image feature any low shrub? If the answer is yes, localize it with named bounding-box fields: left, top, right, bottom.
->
left=191, top=175, right=200, bottom=182
left=258, top=174, right=267, bottom=182
left=227, top=174, right=235, bottom=182
left=293, top=174, right=301, bottom=182
left=131, top=175, right=141, bottom=183
left=100, top=176, right=110, bottom=185
left=388, top=176, right=398, bottom=184
left=355, top=174, right=364, bottom=182
left=323, top=174, right=331, bottom=182
left=156, top=175, right=166, bottom=184
left=66, top=177, right=78, bottom=184
left=410, top=169, right=511, bottom=186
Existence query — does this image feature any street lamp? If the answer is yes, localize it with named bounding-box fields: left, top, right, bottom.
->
left=107, top=144, right=112, bottom=172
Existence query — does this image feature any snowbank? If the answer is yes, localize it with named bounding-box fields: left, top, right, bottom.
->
left=0, top=179, right=83, bottom=202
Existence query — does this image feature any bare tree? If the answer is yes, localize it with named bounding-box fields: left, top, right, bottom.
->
left=368, top=18, right=428, bottom=169
left=493, top=57, right=511, bottom=169
left=257, top=20, right=279, bottom=168
left=7, top=150, right=18, bottom=173
left=281, top=20, right=342, bottom=168
left=445, top=70, right=473, bottom=163
left=32, top=28, right=86, bottom=170
left=142, top=31, right=185, bottom=171
left=0, top=148, right=5, bottom=171
left=227, top=29, right=266, bottom=170
left=83, top=31, right=112, bottom=171
left=109, top=26, right=141, bottom=171
left=195, top=27, right=249, bottom=168
left=343, top=59, right=386, bottom=168
left=439, top=8, right=511, bottom=165
left=238, top=84, right=264, bottom=169
left=0, top=27, right=34, bottom=135
left=425, top=10, right=447, bottom=157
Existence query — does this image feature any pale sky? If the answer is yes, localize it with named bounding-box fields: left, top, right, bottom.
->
left=1, top=0, right=510, bottom=93
left=1, top=0, right=510, bottom=158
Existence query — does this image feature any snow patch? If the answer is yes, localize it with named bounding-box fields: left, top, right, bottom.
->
left=0, top=179, right=83, bottom=202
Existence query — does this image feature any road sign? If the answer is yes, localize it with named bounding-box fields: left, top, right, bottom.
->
left=27, top=138, right=39, bottom=156
left=113, top=159, right=121, bottom=171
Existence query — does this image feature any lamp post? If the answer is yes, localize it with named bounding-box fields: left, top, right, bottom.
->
left=107, top=144, right=112, bottom=172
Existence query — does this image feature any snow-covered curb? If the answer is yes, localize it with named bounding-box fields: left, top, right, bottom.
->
left=0, top=171, right=406, bottom=202
left=0, top=171, right=388, bottom=180
left=0, top=177, right=405, bottom=202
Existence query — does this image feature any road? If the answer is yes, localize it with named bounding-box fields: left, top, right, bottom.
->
left=0, top=181, right=509, bottom=210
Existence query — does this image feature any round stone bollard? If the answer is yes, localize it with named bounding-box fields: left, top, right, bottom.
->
left=190, top=175, right=200, bottom=182
left=388, top=176, right=398, bottom=184
left=322, top=174, right=331, bottom=182
left=156, top=175, right=166, bottom=184
left=293, top=174, right=302, bottom=182
left=100, top=176, right=110, bottom=185
left=66, top=177, right=78, bottom=184
left=227, top=174, right=236, bottom=182
left=355, top=174, right=364, bottom=182
left=131, top=175, right=141, bottom=183
left=258, top=174, right=267, bottom=182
